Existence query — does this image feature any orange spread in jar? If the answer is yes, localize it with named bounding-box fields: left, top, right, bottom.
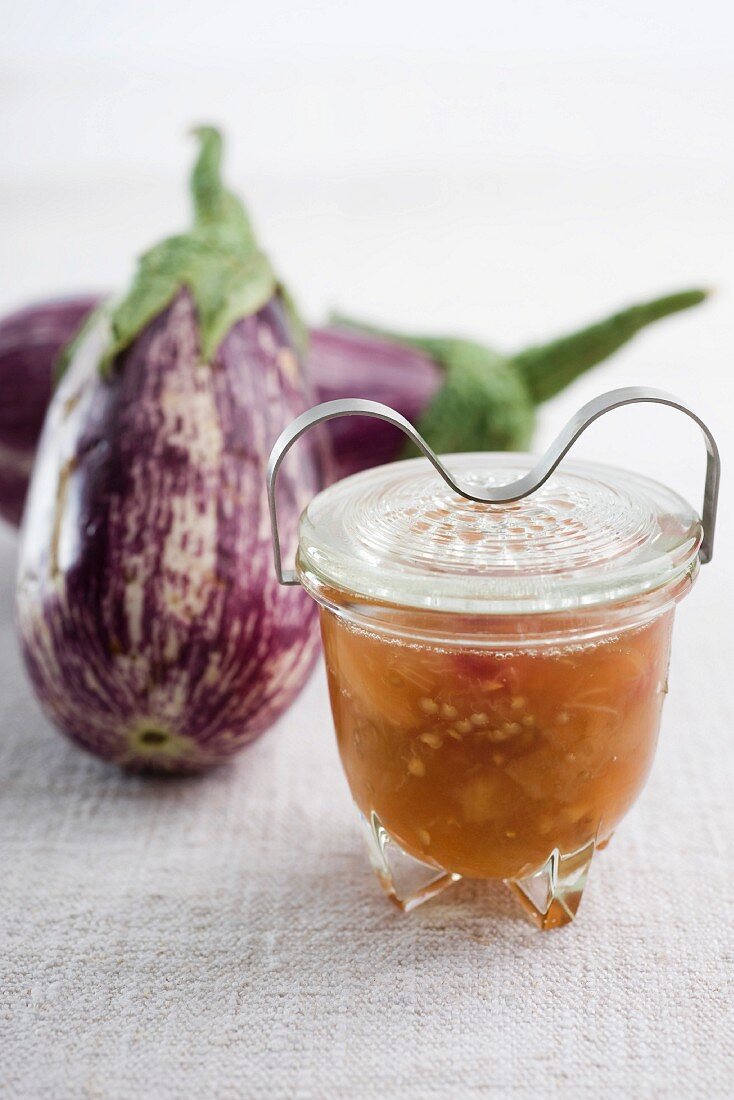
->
left=321, top=607, right=673, bottom=880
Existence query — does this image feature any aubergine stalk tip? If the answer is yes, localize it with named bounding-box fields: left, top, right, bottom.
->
left=15, top=128, right=323, bottom=774
left=0, top=288, right=709, bottom=520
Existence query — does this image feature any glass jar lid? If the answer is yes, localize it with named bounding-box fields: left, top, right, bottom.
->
left=297, top=453, right=702, bottom=614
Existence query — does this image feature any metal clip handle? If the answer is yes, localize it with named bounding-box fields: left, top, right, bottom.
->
left=267, top=386, right=720, bottom=586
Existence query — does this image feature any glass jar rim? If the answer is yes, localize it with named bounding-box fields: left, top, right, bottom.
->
left=298, top=453, right=702, bottom=617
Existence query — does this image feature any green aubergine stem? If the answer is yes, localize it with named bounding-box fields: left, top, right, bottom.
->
left=511, top=288, right=709, bottom=404
left=331, top=287, right=709, bottom=407
left=57, top=127, right=283, bottom=383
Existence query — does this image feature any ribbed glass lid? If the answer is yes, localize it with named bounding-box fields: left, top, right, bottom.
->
left=297, top=454, right=702, bottom=614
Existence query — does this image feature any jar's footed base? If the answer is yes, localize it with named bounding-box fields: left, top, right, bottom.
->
left=360, top=812, right=461, bottom=912
left=360, top=811, right=597, bottom=929
left=505, top=838, right=596, bottom=930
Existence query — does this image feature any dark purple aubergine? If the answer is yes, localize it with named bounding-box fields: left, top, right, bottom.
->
left=308, top=325, right=442, bottom=478
left=319, top=284, right=709, bottom=471
left=15, top=129, right=322, bottom=774
left=0, top=296, right=100, bottom=525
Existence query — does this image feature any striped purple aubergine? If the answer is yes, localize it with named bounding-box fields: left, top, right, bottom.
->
left=16, top=290, right=321, bottom=772
left=0, top=299, right=440, bottom=522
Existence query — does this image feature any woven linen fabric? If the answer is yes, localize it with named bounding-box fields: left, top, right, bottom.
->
left=1, top=525, right=733, bottom=1100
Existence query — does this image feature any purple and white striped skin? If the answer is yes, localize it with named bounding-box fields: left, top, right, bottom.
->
left=0, top=296, right=100, bottom=525
left=0, top=300, right=441, bottom=517
left=16, top=290, right=322, bottom=773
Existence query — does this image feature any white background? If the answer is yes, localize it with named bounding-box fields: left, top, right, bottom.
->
left=2, top=4, right=733, bottom=1098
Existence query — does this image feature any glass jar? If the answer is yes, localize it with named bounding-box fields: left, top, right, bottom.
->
left=268, top=393, right=718, bottom=928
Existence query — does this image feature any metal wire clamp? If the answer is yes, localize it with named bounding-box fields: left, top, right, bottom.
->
left=267, top=386, right=720, bottom=586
